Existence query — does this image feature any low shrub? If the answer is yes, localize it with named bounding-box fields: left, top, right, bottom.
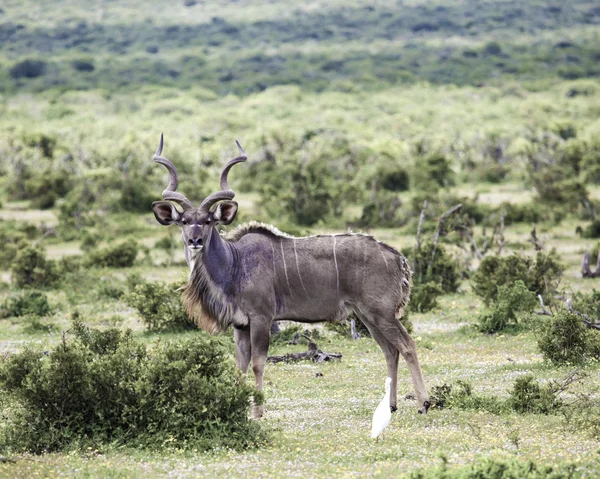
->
left=408, top=242, right=462, bottom=294
left=409, top=281, right=444, bottom=313
left=85, top=239, right=138, bottom=268
left=0, top=232, right=28, bottom=269
left=270, top=324, right=305, bottom=345
left=125, top=280, right=193, bottom=331
left=478, top=280, right=537, bottom=333
left=9, top=59, right=47, bottom=79
left=509, top=375, right=562, bottom=414
left=429, top=380, right=506, bottom=414
left=405, top=457, right=578, bottom=479
left=471, top=251, right=564, bottom=305
left=0, top=291, right=51, bottom=318
left=411, top=152, right=455, bottom=192
left=537, top=310, right=598, bottom=365
left=0, top=323, right=267, bottom=453
left=10, top=247, right=60, bottom=288
left=577, top=219, right=600, bottom=239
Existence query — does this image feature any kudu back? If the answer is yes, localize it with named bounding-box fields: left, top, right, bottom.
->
left=151, top=135, right=429, bottom=418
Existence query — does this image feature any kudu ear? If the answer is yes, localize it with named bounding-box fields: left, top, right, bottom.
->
left=152, top=201, right=181, bottom=226
left=213, top=201, right=238, bottom=225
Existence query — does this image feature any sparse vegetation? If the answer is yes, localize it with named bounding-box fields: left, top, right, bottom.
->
left=0, top=323, right=267, bottom=453
left=0, top=0, right=599, bottom=476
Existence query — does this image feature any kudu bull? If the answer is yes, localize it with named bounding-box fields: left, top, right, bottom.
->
left=151, top=135, right=430, bottom=418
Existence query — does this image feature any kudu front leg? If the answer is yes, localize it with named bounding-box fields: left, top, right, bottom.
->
left=250, top=320, right=271, bottom=418
left=234, top=326, right=251, bottom=374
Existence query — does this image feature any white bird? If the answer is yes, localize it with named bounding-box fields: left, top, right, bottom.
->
left=371, top=376, right=392, bottom=441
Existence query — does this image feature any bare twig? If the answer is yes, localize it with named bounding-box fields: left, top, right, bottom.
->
left=428, top=203, right=462, bottom=274
left=528, top=226, right=544, bottom=251
left=495, top=212, right=507, bottom=254
left=465, top=231, right=484, bottom=260
left=582, top=251, right=600, bottom=278
left=33, top=229, right=56, bottom=247
left=535, top=294, right=553, bottom=316
left=549, top=370, right=586, bottom=395
left=566, top=299, right=600, bottom=330
left=414, top=200, right=428, bottom=280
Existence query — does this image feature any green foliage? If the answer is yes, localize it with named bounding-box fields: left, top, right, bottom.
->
left=270, top=324, right=304, bottom=345
left=409, top=281, right=444, bottom=313
left=0, top=291, right=51, bottom=318
left=478, top=280, right=538, bottom=333
left=471, top=251, right=564, bottom=305
left=256, top=133, right=362, bottom=226
left=0, top=324, right=267, bottom=453
left=408, top=242, right=462, bottom=295
left=125, top=280, right=193, bottom=331
left=412, top=152, right=455, bottom=192
left=84, top=239, right=138, bottom=268
left=509, top=375, right=562, bottom=414
left=537, top=311, right=592, bottom=365
left=405, top=457, right=579, bottom=479
left=577, top=219, right=600, bottom=238
left=429, top=381, right=506, bottom=414
left=9, top=59, right=47, bottom=79
left=10, top=247, right=60, bottom=288
left=0, top=230, right=29, bottom=270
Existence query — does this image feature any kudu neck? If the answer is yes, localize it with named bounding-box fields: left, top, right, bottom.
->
left=200, top=227, right=236, bottom=287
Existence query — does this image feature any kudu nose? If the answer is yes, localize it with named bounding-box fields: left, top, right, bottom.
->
left=188, top=237, right=202, bottom=248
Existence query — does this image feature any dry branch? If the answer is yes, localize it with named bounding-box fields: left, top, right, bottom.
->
left=582, top=251, right=600, bottom=278
left=267, top=336, right=342, bottom=364
left=535, top=294, right=552, bottom=316
left=528, top=226, right=544, bottom=251
left=414, top=200, right=428, bottom=280
left=566, top=299, right=600, bottom=330
left=428, top=203, right=462, bottom=274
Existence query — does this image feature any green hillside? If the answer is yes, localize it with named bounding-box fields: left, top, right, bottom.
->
left=2, top=0, right=599, bottom=94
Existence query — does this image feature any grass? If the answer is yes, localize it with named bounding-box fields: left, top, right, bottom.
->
left=0, top=193, right=599, bottom=477
left=1, top=0, right=600, bottom=476
left=0, top=320, right=599, bottom=477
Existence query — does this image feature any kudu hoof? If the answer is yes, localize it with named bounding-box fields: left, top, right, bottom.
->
left=390, top=405, right=398, bottom=413
left=418, top=400, right=431, bottom=415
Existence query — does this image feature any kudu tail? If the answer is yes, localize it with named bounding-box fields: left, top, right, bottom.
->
left=394, top=255, right=413, bottom=321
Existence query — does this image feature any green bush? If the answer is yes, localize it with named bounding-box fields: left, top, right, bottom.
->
left=509, top=375, right=562, bottom=415
left=85, top=239, right=138, bottom=268
left=409, top=281, right=444, bottom=313
left=407, top=242, right=462, bottom=294
left=0, top=291, right=51, bottom=318
left=10, top=247, right=60, bottom=288
left=24, top=166, right=73, bottom=209
left=429, top=380, right=506, bottom=414
left=125, top=280, right=193, bottom=331
left=537, top=311, right=588, bottom=365
left=577, top=219, right=600, bottom=238
left=411, top=152, right=455, bottom=192
left=0, top=323, right=267, bottom=453
left=9, top=59, right=47, bottom=79
left=406, top=457, right=578, bottom=479
left=471, top=251, right=564, bottom=305
left=478, top=280, right=538, bottom=333
left=359, top=192, right=403, bottom=227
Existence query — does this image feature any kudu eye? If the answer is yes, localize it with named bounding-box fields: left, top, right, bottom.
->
left=182, top=220, right=188, bottom=225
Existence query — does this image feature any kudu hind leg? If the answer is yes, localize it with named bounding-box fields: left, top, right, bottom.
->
left=391, top=324, right=430, bottom=414
left=356, top=313, right=400, bottom=412
left=361, top=308, right=430, bottom=414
